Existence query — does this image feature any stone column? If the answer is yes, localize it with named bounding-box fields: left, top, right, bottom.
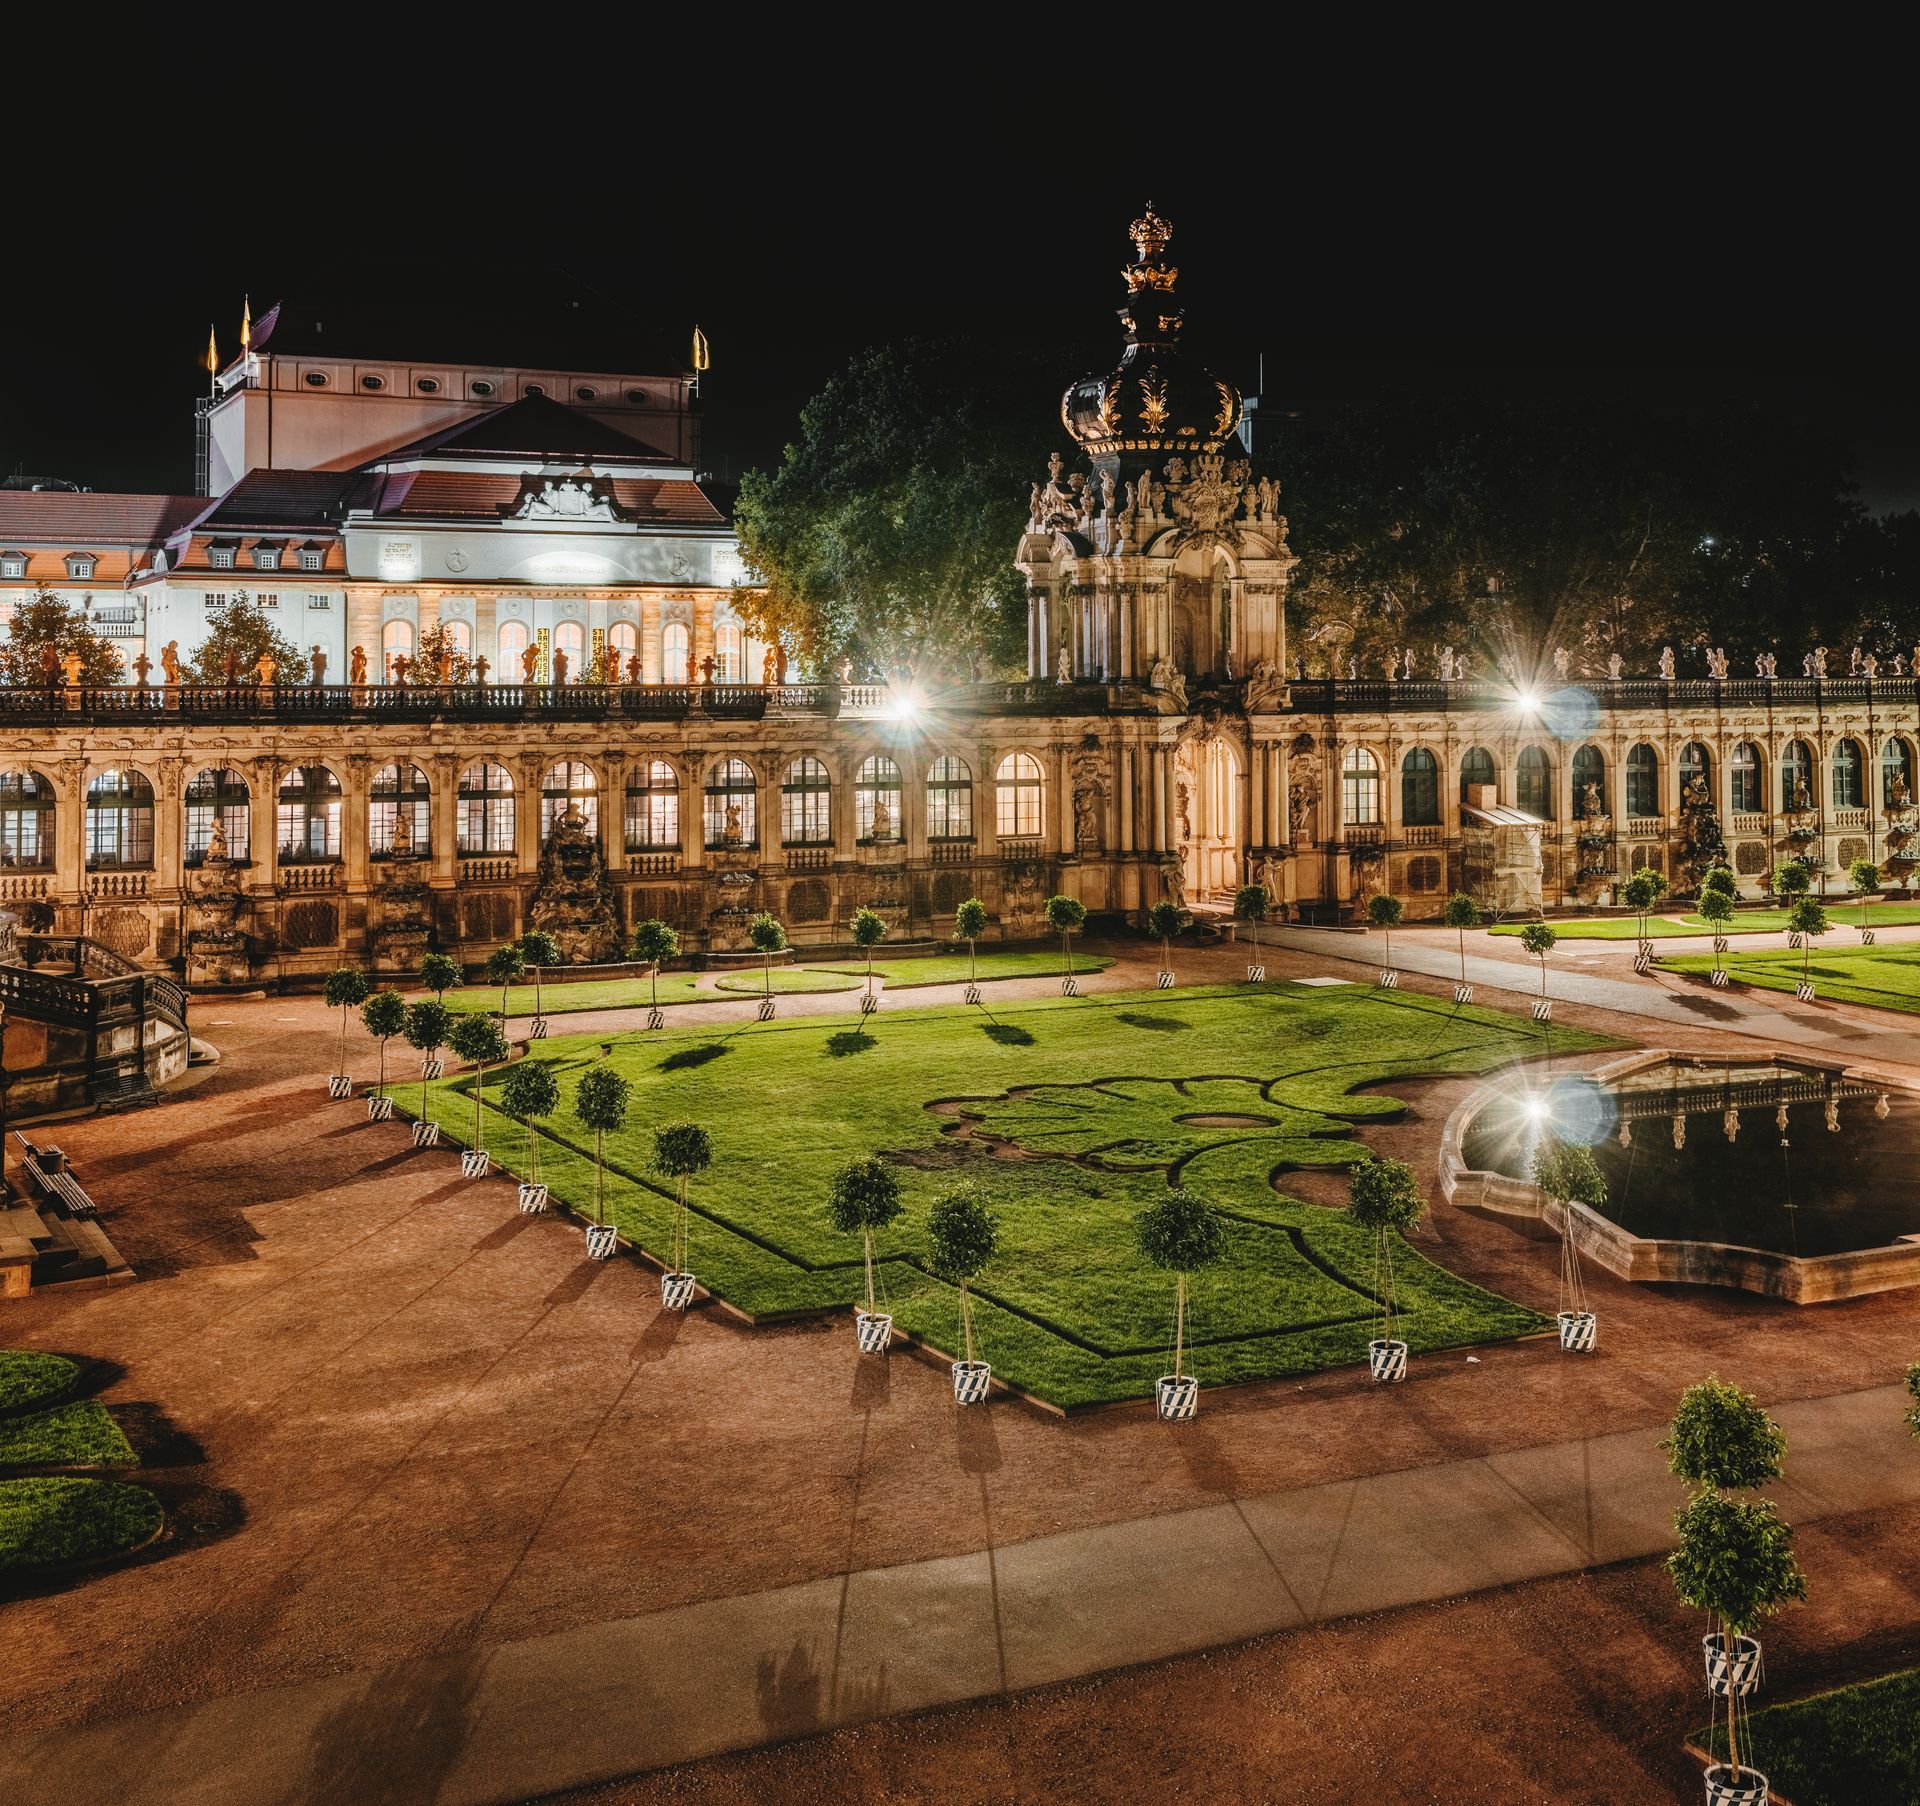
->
left=642, top=595, right=663, bottom=684
left=1119, top=745, right=1135, bottom=854
left=57, top=759, right=87, bottom=913
left=343, top=756, right=371, bottom=893
left=1055, top=744, right=1075, bottom=858
left=248, top=759, right=280, bottom=897
left=516, top=755, right=544, bottom=879
left=430, top=755, right=458, bottom=884
left=1249, top=743, right=1265, bottom=852
left=692, top=594, right=715, bottom=679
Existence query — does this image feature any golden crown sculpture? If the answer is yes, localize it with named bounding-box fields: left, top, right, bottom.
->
left=1124, top=203, right=1178, bottom=292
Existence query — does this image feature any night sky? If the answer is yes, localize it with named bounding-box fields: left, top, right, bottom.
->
left=8, top=86, right=1914, bottom=511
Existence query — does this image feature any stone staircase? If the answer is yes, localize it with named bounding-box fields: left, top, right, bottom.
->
left=1, top=1196, right=131, bottom=1296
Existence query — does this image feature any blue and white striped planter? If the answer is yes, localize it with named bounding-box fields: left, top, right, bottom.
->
left=1532, top=998, right=1553, bottom=1023
left=1557, top=1309, right=1598, bottom=1353
left=584, top=1224, right=619, bottom=1260
left=964, top=982, right=983, bottom=1004
left=327, top=1074, right=353, bottom=1099
left=855, top=1310, right=893, bottom=1354
left=645, top=1007, right=665, bottom=1031
left=1155, top=971, right=1175, bottom=989
left=1377, top=968, right=1399, bottom=988
left=1368, top=1338, right=1409, bottom=1384
left=1703, top=1633, right=1764, bottom=1698
left=1061, top=976, right=1079, bottom=997
left=757, top=998, right=777, bottom=1022
left=411, top=1120, right=439, bottom=1148
left=1246, top=963, right=1266, bottom=983
left=419, top=1057, right=444, bottom=1080
left=1703, top=1762, right=1770, bottom=1805
left=366, top=1094, right=394, bottom=1121
left=530, top=1017, right=550, bottom=1040
left=660, top=1269, right=696, bottom=1311
left=460, top=1150, right=490, bottom=1180
left=1155, top=1374, right=1199, bottom=1421
left=517, top=1183, right=548, bottom=1214
left=952, top=1359, right=992, bottom=1405
left=1453, top=983, right=1474, bottom=1005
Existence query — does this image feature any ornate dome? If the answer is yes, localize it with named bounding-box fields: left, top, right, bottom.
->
left=1061, top=205, right=1241, bottom=461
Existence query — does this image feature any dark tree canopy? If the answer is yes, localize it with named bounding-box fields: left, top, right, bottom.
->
left=187, top=590, right=308, bottom=685
left=0, top=583, right=124, bottom=686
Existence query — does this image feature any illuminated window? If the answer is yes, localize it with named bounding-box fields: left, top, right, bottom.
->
left=856, top=755, right=903, bottom=842
left=609, top=619, right=638, bottom=679
left=1400, top=748, right=1439, bottom=826
left=457, top=762, right=515, bottom=855
left=85, top=769, right=155, bottom=869
left=705, top=758, right=758, bottom=848
left=277, top=766, right=342, bottom=862
left=626, top=761, right=680, bottom=850
left=553, top=619, right=585, bottom=680
left=381, top=617, right=414, bottom=680
left=781, top=758, right=831, bottom=844
left=498, top=618, right=530, bottom=680
left=0, top=769, right=54, bottom=867
left=662, top=621, right=691, bottom=683
left=714, top=623, right=743, bottom=682
left=1517, top=745, right=1552, bottom=819
left=541, top=761, right=597, bottom=839
left=369, top=763, right=432, bottom=858
left=994, top=752, right=1044, bottom=838
left=184, top=767, right=250, bottom=865
left=1340, top=745, right=1380, bottom=826
left=927, top=756, right=973, bottom=839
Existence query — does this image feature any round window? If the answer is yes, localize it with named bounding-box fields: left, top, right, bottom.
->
left=361, top=374, right=385, bottom=391
left=416, top=377, right=440, bottom=394
left=625, top=388, right=649, bottom=405
left=575, top=386, right=597, bottom=401
left=304, top=371, right=328, bottom=387
left=471, top=380, right=495, bottom=398
left=525, top=383, right=547, bottom=397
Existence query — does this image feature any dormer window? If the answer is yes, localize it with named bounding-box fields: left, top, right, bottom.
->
left=299, top=547, right=325, bottom=572
left=65, top=553, right=97, bottom=579
left=209, top=545, right=236, bottom=570
left=254, top=545, right=282, bottom=572
left=0, top=552, right=25, bottom=580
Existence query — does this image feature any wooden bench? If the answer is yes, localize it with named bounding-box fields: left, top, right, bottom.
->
left=10, top=1132, right=97, bottom=1218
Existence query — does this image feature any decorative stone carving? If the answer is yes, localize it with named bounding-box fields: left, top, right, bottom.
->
left=1070, top=738, right=1107, bottom=854
left=1287, top=738, right=1320, bottom=844
left=528, top=805, right=622, bottom=962
left=514, top=474, right=621, bottom=522
left=1243, top=658, right=1284, bottom=714
left=1165, top=452, right=1247, bottom=548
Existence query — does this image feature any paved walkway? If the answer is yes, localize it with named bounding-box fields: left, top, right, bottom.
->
left=6, top=1383, right=1909, bottom=1806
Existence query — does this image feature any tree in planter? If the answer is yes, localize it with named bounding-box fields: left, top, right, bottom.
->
left=1367, top=892, right=1403, bottom=967
left=827, top=1157, right=905, bottom=1330
left=1233, top=882, right=1270, bottom=976
left=1442, top=892, right=1480, bottom=988
left=1346, top=1155, right=1426, bottom=1375
left=1147, top=898, right=1188, bottom=979
left=573, top=1067, right=632, bottom=1227
left=1045, top=894, right=1087, bottom=980
left=1788, top=896, right=1828, bottom=988
left=1623, top=864, right=1669, bottom=942
left=403, top=999, right=453, bottom=1120
left=1531, top=1134, right=1607, bottom=1346
left=500, top=1060, right=560, bottom=1196
left=653, top=1121, right=712, bottom=1283
left=446, top=1014, right=509, bottom=1158
left=926, top=1183, right=999, bottom=1384
left=1664, top=1376, right=1788, bottom=1494
left=629, top=918, right=680, bottom=1009
left=1135, top=1190, right=1226, bottom=1409
left=1772, top=859, right=1811, bottom=907
left=1702, top=864, right=1737, bottom=905
left=518, top=929, right=560, bottom=1019
left=186, top=590, right=307, bottom=686
left=849, top=905, right=887, bottom=1008
left=954, top=896, right=989, bottom=988
left=485, top=941, right=525, bottom=1016
left=0, top=581, right=124, bottom=687
left=359, top=989, right=408, bottom=1101
left=418, top=952, right=461, bottom=1001
left=1849, top=856, right=1880, bottom=933
left=748, top=911, right=788, bottom=1001
left=323, top=967, right=371, bottom=1081
left=1519, top=921, right=1557, bottom=1002
left=1698, top=884, right=1736, bottom=976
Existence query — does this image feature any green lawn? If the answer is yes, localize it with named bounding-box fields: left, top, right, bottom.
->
left=438, top=974, right=711, bottom=1015
left=803, top=952, right=1116, bottom=988
left=710, top=968, right=865, bottom=995
left=0, top=1351, right=77, bottom=1415
left=0, top=1476, right=161, bottom=1575
left=0, top=1402, right=136, bottom=1469
left=1700, top=1667, right=1920, bottom=1806
left=1666, top=942, right=1920, bottom=1012
left=1492, top=902, right=1920, bottom=940
left=416, top=984, right=1609, bottom=1408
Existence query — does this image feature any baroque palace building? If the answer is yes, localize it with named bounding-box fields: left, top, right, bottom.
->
left=3, top=211, right=1919, bottom=988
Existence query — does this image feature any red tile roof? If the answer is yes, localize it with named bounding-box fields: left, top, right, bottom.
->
left=373, top=394, right=674, bottom=464
left=366, top=471, right=724, bottom=526
left=0, top=492, right=206, bottom=546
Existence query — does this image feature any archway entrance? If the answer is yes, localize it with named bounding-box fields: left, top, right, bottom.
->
left=1175, top=735, right=1240, bottom=905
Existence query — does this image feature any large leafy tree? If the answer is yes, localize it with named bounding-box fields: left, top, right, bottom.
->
left=187, top=590, right=308, bottom=685
left=0, top=582, right=123, bottom=686
left=732, top=338, right=1088, bottom=681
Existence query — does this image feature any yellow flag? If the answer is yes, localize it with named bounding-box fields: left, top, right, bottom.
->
left=691, top=325, right=710, bottom=372
left=204, top=326, right=219, bottom=374
left=241, top=295, right=252, bottom=352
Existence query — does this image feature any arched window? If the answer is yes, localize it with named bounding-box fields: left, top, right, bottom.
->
left=856, top=755, right=903, bottom=842
left=541, top=761, right=598, bottom=839
left=1517, top=745, right=1553, bottom=819
left=457, top=762, right=514, bottom=854
left=1340, top=745, right=1381, bottom=826
left=442, top=618, right=473, bottom=660
left=995, top=752, right=1045, bottom=838
left=1730, top=742, right=1763, bottom=814
left=928, top=755, right=974, bottom=839
left=553, top=620, right=585, bottom=681
left=609, top=620, right=638, bottom=681
left=278, top=765, right=342, bottom=862
left=381, top=618, right=414, bottom=680
left=1399, top=748, right=1439, bottom=826
left=1458, top=745, right=1495, bottom=803
left=705, top=757, right=759, bottom=848
left=714, top=622, right=743, bottom=682
left=370, top=763, right=431, bottom=858
left=1882, top=737, right=1914, bottom=808
left=1680, top=742, right=1712, bottom=799
left=1572, top=745, right=1606, bottom=816
left=625, top=761, right=680, bottom=850
left=662, top=621, right=691, bottom=684
left=1626, top=744, right=1659, bottom=818
left=1781, top=740, right=1814, bottom=812
left=1832, top=737, right=1864, bottom=809
left=184, top=767, right=250, bottom=865
left=781, top=758, right=831, bottom=845
left=0, top=770, right=54, bottom=868
left=85, top=769, right=155, bottom=869
left=497, top=618, right=530, bottom=682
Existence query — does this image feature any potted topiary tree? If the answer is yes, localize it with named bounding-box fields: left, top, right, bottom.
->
left=926, top=1183, right=998, bottom=1404
left=1698, top=885, right=1735, bottom=985
left=1442, top=893, right=1479, bottom=1002
left=1849, top=856, right=1880, bottom=942
left=1234, top=882, right=1270, bottom=982
left=1147, top=898, right=1187, bottom=989
left=653, top=1121, right=711, bottom=1309
left=500, top=1060, right=560, bottom=1213
left=485, top=941, right=525, bottom=1018
left=1520, top=921, right=1557, bottom=1022
left=1135, top=1189, right=1226, bottom=1420
left=828, top=1157, right=905, bottom=1351
left=1772, top=858, right=1810, bottom=910
left=1045, top=894, right=1087, bottom=995
left=419, top=952, right=461, bottom=1005
left=1531, top=1134, right=1605, bottom=1351
left=1624, top=864, right=1669, bottom=969
left=1346, top=1154, right=1426, bottom=1382
left=630, top=917, right=679, bottom=1029
left=574, top=1067, right=632, bottom=1256
left=747, top=911, right=787, bottom=1020
left=850, top=904, right=887, bottom=1017
left=518, top=929, right=560, bottom=1037
left=446, top=1013, right=508, bottom=1178
left=1368, top=891, right=1403, bottom=988
left=359, top=989, right=408, bottom=1119
left=954, top=896, right=989, bottom=1003
left=323, top=967, right=370, bottom=1097
left=403, top=999, right=452, bottom=1145
left=1787, top=895, right=1827, bottom=1000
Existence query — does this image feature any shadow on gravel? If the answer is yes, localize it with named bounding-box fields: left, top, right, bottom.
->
left=112, top=1402, right=206, bottom=1469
